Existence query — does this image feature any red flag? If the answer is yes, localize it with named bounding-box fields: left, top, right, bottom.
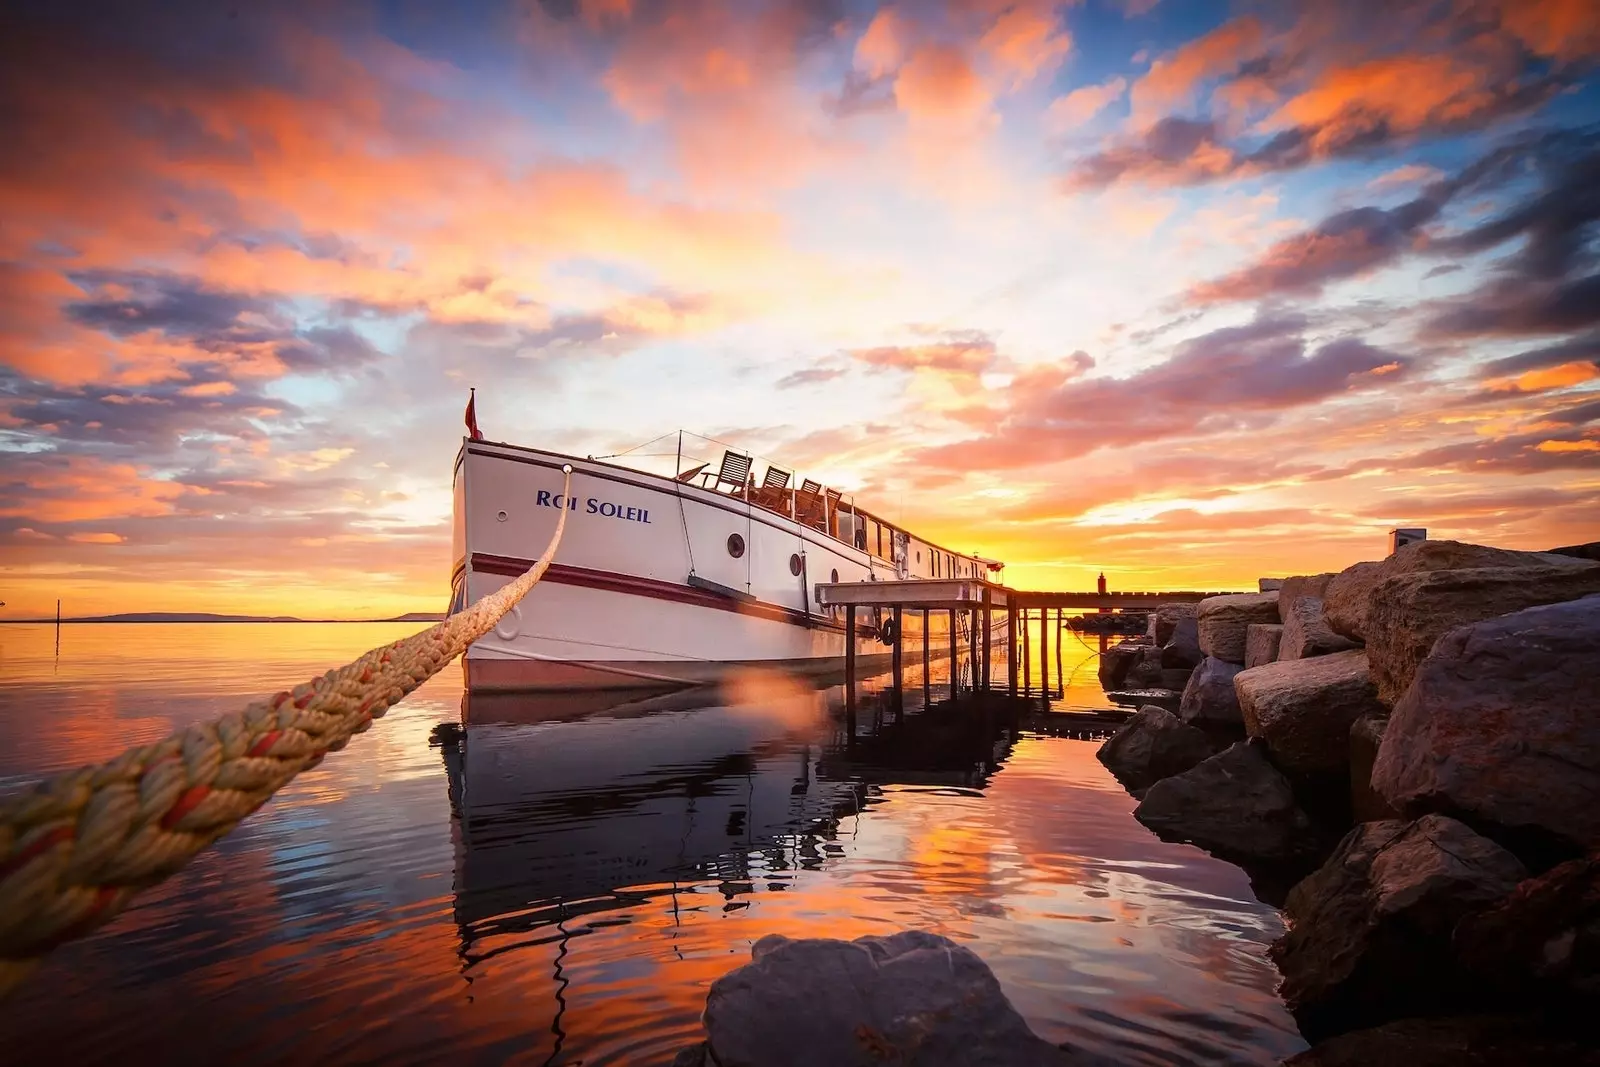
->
left=465, top=388, right=482, bottom=441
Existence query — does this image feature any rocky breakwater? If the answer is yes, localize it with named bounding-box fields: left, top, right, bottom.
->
left=1098, top=602, right=1203, bottom=711
left=1092, top=540, right=1600, bottom=1062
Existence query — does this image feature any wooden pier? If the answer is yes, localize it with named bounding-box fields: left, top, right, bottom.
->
left=814, top=579, right=1246, bottom=715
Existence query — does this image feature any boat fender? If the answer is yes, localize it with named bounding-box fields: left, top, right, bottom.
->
left=879, top=616, right=897, bottom=646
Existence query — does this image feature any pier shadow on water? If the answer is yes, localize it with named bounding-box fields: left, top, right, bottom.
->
left=0, top=622, right=1307, bottom=1066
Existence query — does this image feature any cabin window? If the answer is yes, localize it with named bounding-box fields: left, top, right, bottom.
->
left=831, top=568, right=839, bottom=583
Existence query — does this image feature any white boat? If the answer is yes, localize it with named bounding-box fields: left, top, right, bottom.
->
left=450, top=431, right=1005, bottom=691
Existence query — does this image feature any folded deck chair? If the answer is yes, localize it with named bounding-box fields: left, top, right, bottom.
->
left=702, top=450, right=753, bottom=495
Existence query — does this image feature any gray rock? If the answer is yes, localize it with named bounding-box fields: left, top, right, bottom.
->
left=1323, top=540, right=1594, bottom=642
left=1372, top=596, right=1600, bottom=853
left=1158, top=667, right=1193, bottom=691
left=1245, top=623, right=1283, bottom=668
left=1178, top=656, right=1244, bottom=729
left=1283, top=1015, right=1600, bottom=1067
left=1106, top=687, right=1182, bottom=711
left=1278, top=573, right=1335, bottom=624
left=1150, top=602, right=1198, bottom=646
left=1236, top=650, right=1386, bottom=782
left=1096, top=705, right=1213, bottom=793
left=1364, top=565, right=1600, bottom=706
left=1096, top=641, right=1146, bottom=690
left=1124, top=645, right=1167, bottom=688
left=1280, top=596, right=1359, bottom=660
left=1349, top=715, right=1396, bottom=823
left=1272, top=815, right=1528, bottom=1038
left=1548, top=541, right=1600, bottom=562
left=1456, top=850, right=1600, bottom=1008
left=1198, top=592, right=1280, bottom=664
left=1135, top=741, right=1317, bottom=863
left=1260, top=577, right=1286, bottom=592
left=701, top=930, right=1076, bottom=1067
left=1160, top=614, right=1202, bottom=669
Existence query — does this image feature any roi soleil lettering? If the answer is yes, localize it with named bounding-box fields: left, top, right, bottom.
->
left=534, top=490, right=651, bottom=524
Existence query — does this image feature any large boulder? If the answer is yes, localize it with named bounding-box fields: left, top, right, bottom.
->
left=1178, top=656, right=1244, bottom=729
left=1323, top=540, right=1595, bottom=642
left=1135, top=741, right=1317, bottom=864
left=1260, top=577, right=1285, bottom=591
left=1456, top=850, right=1600, bottom=1009
left=1271, top=815, right=1528, bottom=1038
left=1364, top=566, right=1600, bottom=706
left=1549, top=541, right=1600, bottom=562
left=1236, top=650, right=1386, bottom=783
left=1160, top=613, right=1202, bottom=669
left=1123, top=645, right=1167, bottom=688
left=1096, top=705, right=1213, bottom=793
left=1280, top=596, right=1359, bottom=661
left=1278, top=573, right=1335, bottom=624
left=1097, top=641, right=1146, bottom=690
left=1283, top=1015, right=1600, bottom=1067
left=1150, top=602, right=1198, bottom=646
left=1245, top=623, right=1283, bottom=668
left=1198, top=593, right=1280, bottom=663
left=1372, top=596, right=1600, bottom=855
left=1349, top=715, right=1398, bottom=823
left=696, top=931, right=1076, bottom=1067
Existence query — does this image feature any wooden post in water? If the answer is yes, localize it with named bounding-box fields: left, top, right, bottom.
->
left=55, top=598, right=61, bottom=656
left=948, top=607, right=959, bottom=696
left=1020, top=605, right=1031, bottom=696
left=845, top=604, right=857, bottom=735
left=980, top=587, right=992, bottom=691
left=890, top=605, right=903, bottom=717
left=922, top=608, right=931, bottom=705
left=1006, top=599, right=1018, bottom=696
left=967, top=605, right=979, bottom=696
left=1039, top=605, right=1050, bottom=706
left=1055, top=608, right=1064, bottom=698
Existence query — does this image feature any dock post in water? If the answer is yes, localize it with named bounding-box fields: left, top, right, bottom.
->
left=922, top=608, right=930, bottom=705
left=967, top=605, right=979, bottom=695
left=1006, top=601, right=1018, bottom=696
left=1055, top=608, right=1064, bottom=698
left=845, top=604, right=857, bottom=735
left=1021, top=605, right=1031, bottom=696
left=948, top=607, right=959, bottom=695
left=980, top=587, right=992, bottom=690
left=1038, top=605, right=1050, bottom=706
left=890, top=605, right=903, bottom=716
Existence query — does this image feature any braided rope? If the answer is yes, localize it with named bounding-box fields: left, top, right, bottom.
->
left=0, top=467, right=574, bottom=996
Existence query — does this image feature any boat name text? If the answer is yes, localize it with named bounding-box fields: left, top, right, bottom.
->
left=534, top=490, right=651, bottom=524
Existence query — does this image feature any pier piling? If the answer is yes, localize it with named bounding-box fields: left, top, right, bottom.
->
left=890, top=605, right=903, bottom=716
left=1039, top=607, right=1050, bottom=706
left=922, top=608, right=931, bottom=705
left=845, top=604, right=857, bottom=737
left=981, top=588, right=992, bottom=691
left=948, top=608, right=958, bottom=696
left=1007, top=605, right=1017, bottom=696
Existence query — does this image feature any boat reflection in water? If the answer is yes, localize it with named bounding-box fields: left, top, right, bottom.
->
left=434, top=670, right=1019, bottom=976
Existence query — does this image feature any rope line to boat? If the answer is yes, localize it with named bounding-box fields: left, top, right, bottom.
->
left=0, top=467, right=576, bottom=998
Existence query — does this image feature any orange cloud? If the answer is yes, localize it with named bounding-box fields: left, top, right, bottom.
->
left=979, top=2, right=1073, bottom=89
left=1046, top=76, right=1127, bottom=132
left=895, top=44, right=993, bottom=126
left=1130, top=16, right=1264, bottom=126
left=0, top=456, right=187, bottom=523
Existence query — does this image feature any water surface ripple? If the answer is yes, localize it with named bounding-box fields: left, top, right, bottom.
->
left=0, top=623, right=1306, bottom=1064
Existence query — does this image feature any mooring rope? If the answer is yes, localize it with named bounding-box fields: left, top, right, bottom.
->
left=0, top=466, right=574, bottom=997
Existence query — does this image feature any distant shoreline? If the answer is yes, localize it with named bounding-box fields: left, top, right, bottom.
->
left=0, top=612, right=446, bottom=625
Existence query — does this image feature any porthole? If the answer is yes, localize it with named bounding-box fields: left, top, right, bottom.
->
left=727, top=533, right=746, bottom=559
left=831, top=568, right=839, bottom=583
left=916, top=550, right=921, bottom=563
left=789, top=553, right=803, bottom=576
left=496, top=510, right=508, bottom=522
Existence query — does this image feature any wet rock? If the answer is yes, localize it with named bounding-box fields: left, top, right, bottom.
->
left=1159, top=667, right=1193, bottom=691
left=1364, top=567, right=1600, bottom=706
left=1097, top=705, right=1213, bottom=793
left=1106, top=687, right=1182, bottom=712
left=1236, top=650, right=1385, bottom=783
left=1135, top=741, right=1317, bottom=864
left=1282, top=1015, right=1600, bottom=1067
left=1260, top=577, right=1286, bottom=592
left=1198, top=593, right=1281, bottom=664
left=1160, top=614, right=1203, bottom=670
left=700, top=930, right=1076, bottom=1067
left=1349, top=715, right=1397, bottom=823
left=1246, top=624, right=1283, bottom=668
left=1178, top=656, right=1244, bottom=729
left=1272, top=815, right=1528, bottom=1038
left=1150, top=602, right=1199, bottom=646
left=1278, top=573, right=1335, bottom=624
left=1373, top=596, right=1600, bottom=855
left=1280, top=596, right=1359, bottom=661
left=1097, top=641, right=1146, bottom=690
left=1323, top=540, right=1594, bottom=642
left=1456, top=850, right=1600, bottom=1008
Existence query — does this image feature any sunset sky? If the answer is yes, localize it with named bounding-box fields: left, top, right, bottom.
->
left=2, top=0, right=1597, bottom=618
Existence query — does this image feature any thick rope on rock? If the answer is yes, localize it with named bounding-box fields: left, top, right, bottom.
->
left=0, top=467, right=574, bottom=997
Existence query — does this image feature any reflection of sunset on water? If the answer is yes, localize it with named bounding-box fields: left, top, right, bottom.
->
left=1, top=623, right=1303, bottom=1064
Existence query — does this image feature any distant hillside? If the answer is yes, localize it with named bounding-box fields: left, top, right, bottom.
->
left=1, top=611, right=447, bottom=624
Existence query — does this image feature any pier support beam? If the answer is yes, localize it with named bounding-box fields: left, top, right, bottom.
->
left=922, top=608, right=931, bottom=706
left=1039, top=605, right=1050, bottom=706
left=1006, top=603, right=1017, bottom=696
left=968, top=606, right=979, bottom=697
left=980, top=588, right=992, bottom=691
left=1055, top=608, right=1064, bottom=699
left=948, top=608, right=959, bottom=696
left=891, top=605, right=903, bottom=716
left=845, top=605, right=857, bottom=737
left=1021, top=605, right=1031, bottom=697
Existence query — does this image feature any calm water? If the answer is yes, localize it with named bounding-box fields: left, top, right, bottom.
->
left=0, top=623, right=1305, bottom=1065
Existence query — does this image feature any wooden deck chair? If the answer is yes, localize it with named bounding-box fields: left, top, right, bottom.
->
left=754, top=465, right=792, bottom=510
left=794, top=478, right=824, bottom=526
left=676, top=461, right=709, bottom=483
left=702, top=450, right=753, bottom=495
left=823, top=487, right=843, bottom=535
